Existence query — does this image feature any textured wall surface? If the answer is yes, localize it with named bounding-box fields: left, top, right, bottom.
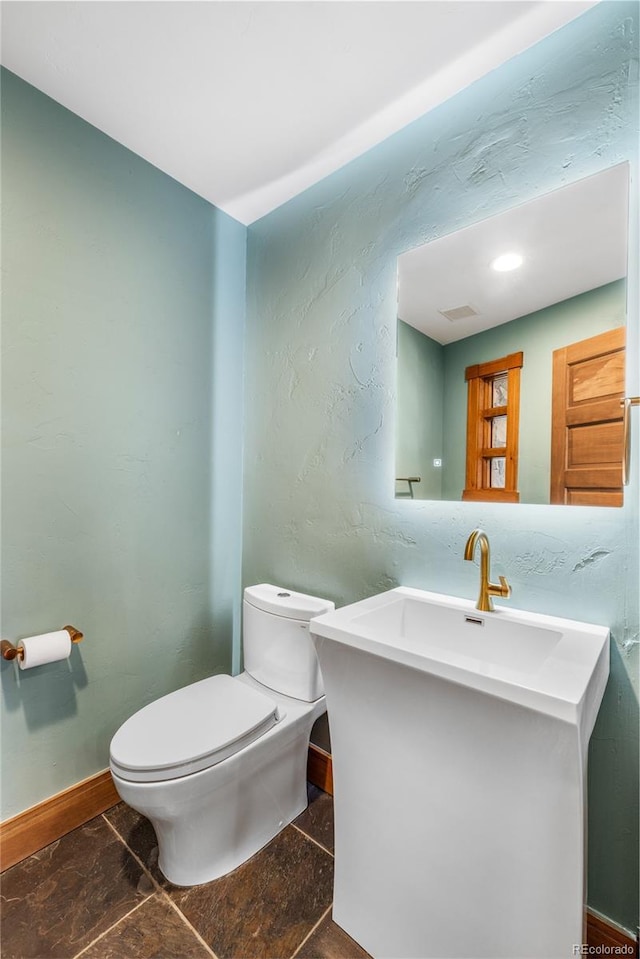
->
left=245, top=3, right=639, bottom=930
left=1, top=70, right=247, bottom=818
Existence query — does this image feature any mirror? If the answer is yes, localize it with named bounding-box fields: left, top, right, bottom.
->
left=395, top=163, right=630, bottom=506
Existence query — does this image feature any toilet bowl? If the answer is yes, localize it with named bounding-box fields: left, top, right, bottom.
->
left=109, top=585, right=333, bottom=886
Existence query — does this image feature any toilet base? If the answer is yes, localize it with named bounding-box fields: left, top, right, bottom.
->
left=111, top=674, right=325, bottom=886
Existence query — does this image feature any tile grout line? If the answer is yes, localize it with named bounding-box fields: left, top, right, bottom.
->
left=156, top=886, right=221, bottom=959
left=290, top=902, right=334, bottom=959
left=290, top=820, right=334, bottom=858
left=72, top=894, right=155, bottom=959
left=101, top=812, right=220, bottom=959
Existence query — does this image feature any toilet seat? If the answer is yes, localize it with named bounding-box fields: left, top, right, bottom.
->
left=110, top=674, right=279, bottom=783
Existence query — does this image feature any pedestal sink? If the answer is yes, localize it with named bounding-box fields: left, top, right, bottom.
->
left=310, top=587, right=609, bottom=959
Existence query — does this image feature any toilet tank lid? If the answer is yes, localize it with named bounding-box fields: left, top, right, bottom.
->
left=244, top=584, right=334, bottom=621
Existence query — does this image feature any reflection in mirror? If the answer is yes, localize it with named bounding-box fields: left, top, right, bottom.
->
left=395, top=164, right=629, bottom=506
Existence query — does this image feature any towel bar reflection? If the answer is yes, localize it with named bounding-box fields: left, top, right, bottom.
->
left=621, top=397, right=640, bottom=486
left=1, top=626, right=83, bottom=662
left=396, top=476, right=421, bottom=499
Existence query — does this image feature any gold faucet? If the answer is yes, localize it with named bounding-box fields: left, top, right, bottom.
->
left=463, top=529, right=511, bottom=612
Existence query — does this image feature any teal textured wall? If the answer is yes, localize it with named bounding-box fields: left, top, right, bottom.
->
left=0, top=69, right=247, bottom=818
left=245, top=3, right=639, bottom=930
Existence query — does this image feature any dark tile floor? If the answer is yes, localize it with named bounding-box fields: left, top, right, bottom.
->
left=0, top=785, right=371, bottom=959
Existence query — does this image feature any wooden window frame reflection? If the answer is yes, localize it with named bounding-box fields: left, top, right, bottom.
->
left=462, top=351, right=523, bottom=503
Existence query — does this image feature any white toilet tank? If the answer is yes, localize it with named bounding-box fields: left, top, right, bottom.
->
left=243, top=584, right=334, bottom=702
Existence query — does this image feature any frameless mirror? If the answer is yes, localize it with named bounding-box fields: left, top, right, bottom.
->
left=395, top=163, right=630, bottom=506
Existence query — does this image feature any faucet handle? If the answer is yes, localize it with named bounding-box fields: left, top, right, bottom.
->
left=488, top=575, right=511, bottom=600
left=497, top=575, right=511, bottom=598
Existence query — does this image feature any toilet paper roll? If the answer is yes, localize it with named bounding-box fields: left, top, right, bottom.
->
left=17, top=630, right=72, bottom=670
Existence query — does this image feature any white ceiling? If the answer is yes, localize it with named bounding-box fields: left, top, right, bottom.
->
left=0, top=0, right=597, bottom=225
left=398, top=164, right=630, bottom=345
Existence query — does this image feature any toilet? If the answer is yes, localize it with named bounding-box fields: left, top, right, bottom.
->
left=109, top=584, right=333, bottom=886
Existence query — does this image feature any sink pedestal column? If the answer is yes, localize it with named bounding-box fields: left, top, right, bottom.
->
left=318, top=641, right=586, bottom=959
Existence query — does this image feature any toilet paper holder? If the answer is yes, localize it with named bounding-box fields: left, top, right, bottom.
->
left=1, top=626, right=84, bottom=662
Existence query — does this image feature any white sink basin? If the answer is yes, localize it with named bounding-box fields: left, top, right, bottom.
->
left=311, top=587, right=610, bottom=959
left=313, top=586, right=609, bottom=733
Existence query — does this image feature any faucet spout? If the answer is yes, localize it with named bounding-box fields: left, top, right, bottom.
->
left=464, top=528, right=511, bottom=612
